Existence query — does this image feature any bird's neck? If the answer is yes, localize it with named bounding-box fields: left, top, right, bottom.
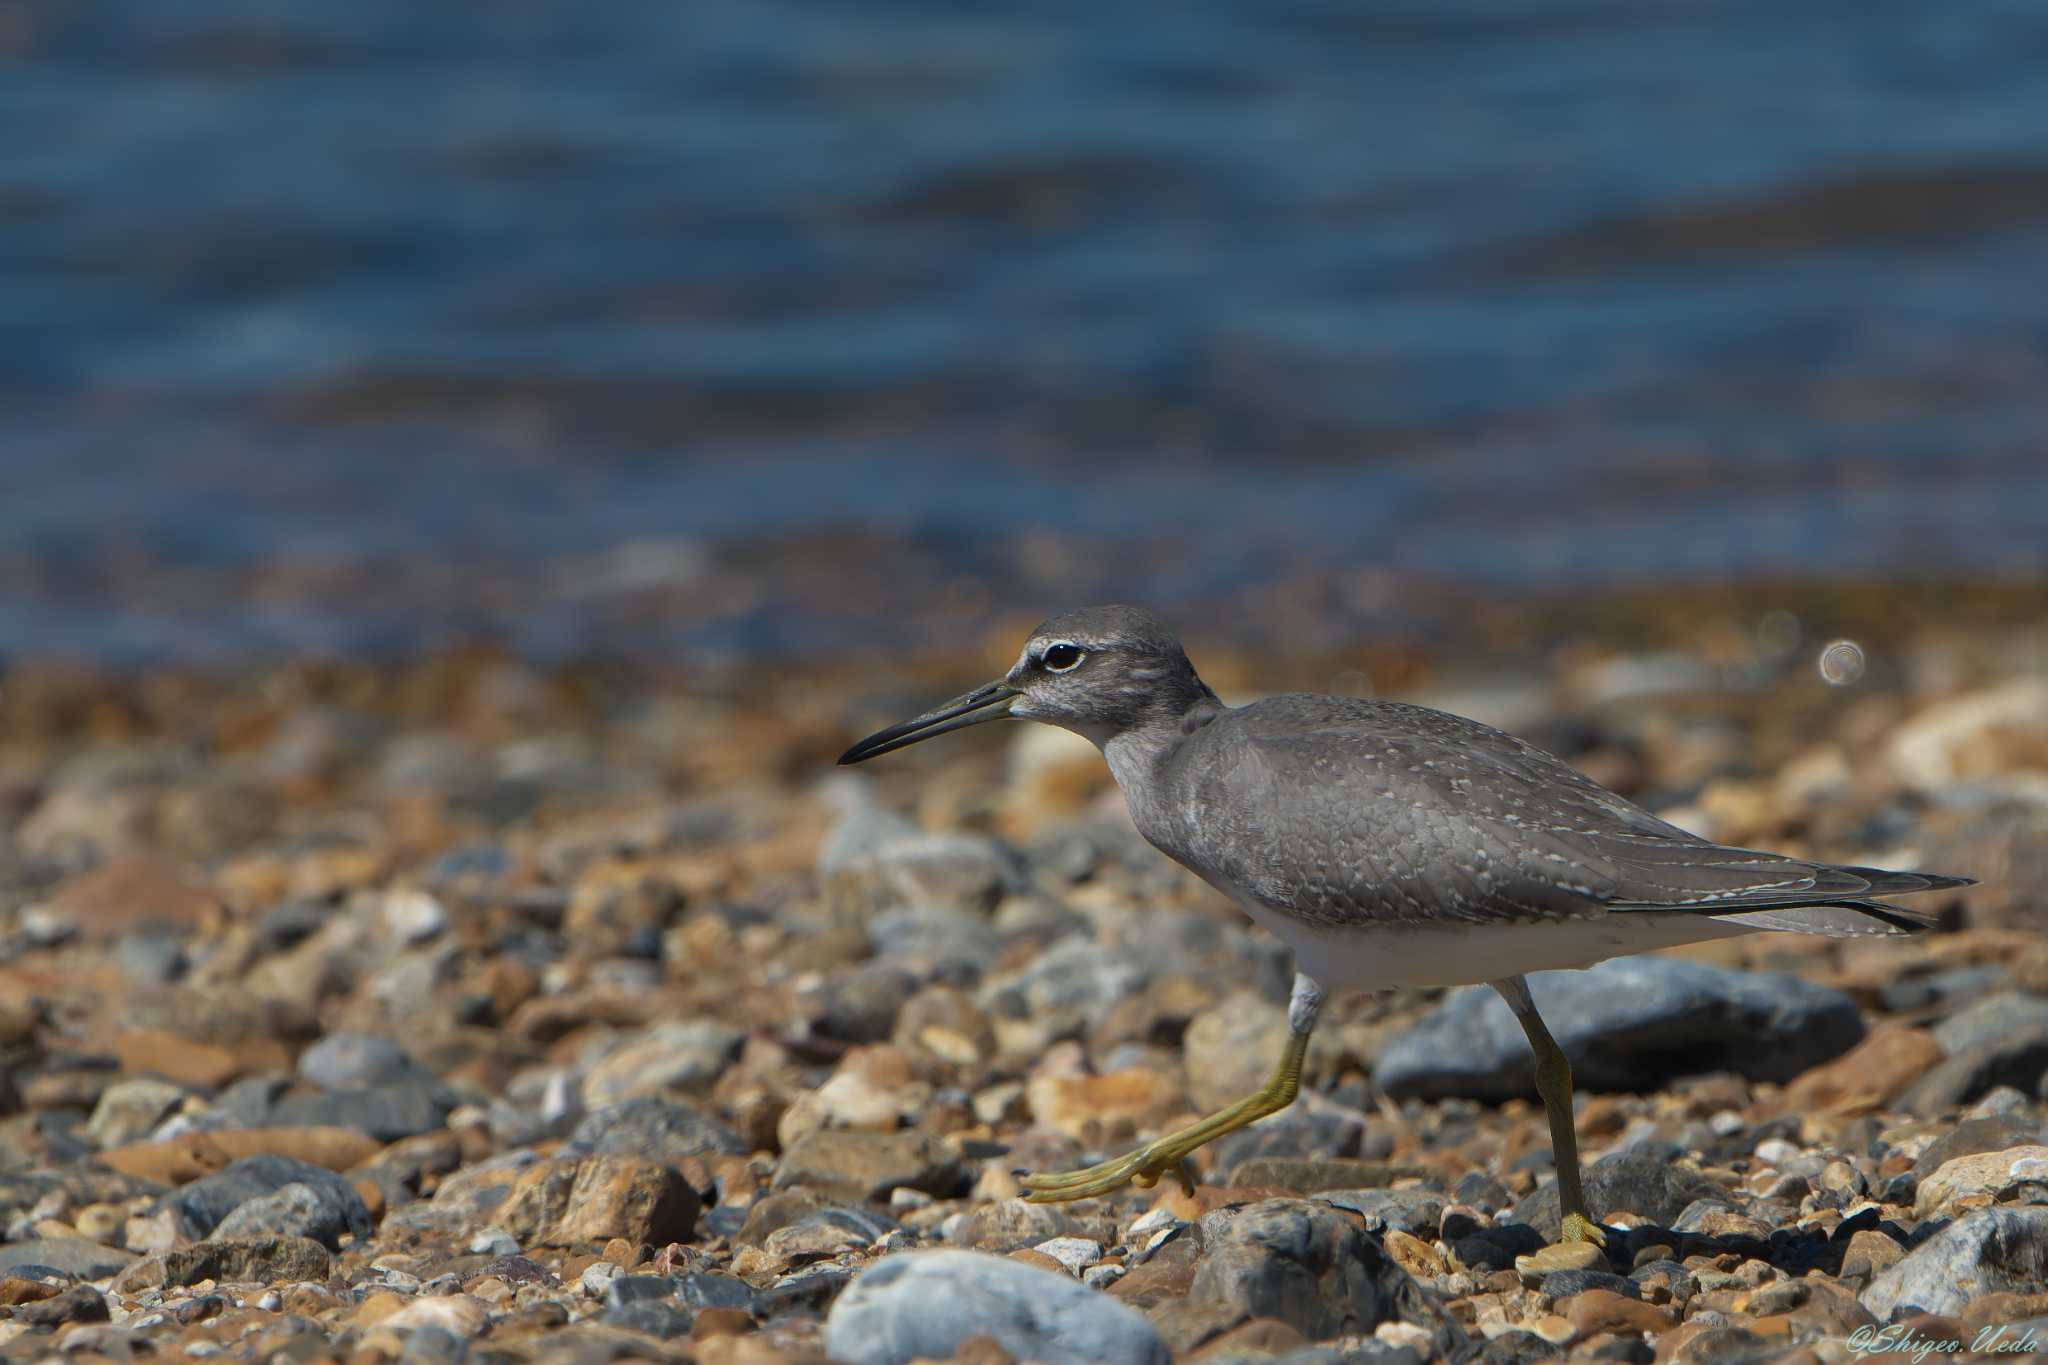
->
left=1099, top=689, right=1224, bottom=792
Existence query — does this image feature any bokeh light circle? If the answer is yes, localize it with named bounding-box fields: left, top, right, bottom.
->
left=1818, top=640, right=1865, bottom=686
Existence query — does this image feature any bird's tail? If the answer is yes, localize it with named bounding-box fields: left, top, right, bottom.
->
left=1704, top=866, right=1972, bottom=938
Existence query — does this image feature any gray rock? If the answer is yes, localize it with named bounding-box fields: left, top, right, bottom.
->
left=298, top=1032, right=434, bottom=1091
left=161, top=1155, right=372, bottom=1243
left=580, top=1019, right=745, bottom=1106
left=1314, top=1188, right=1447, bottom=1238
left=566, top=1097, right=747, bottom=1163
left=825, top=1249, right=1168, bottom=1365
left=814, top=773, right=920, bottom=876
left=1901, top=1013, right=2048, bottom=1116
left=678, top=1271, right=758, bottom=1312
left=1932, top=992, right=2048, bottom=1053
left=16, top=1284, right=108, bottom=1327
left=0, top=1238, right=137, bottom=1280
left=268, top=1082, right=452, bottom=1141
left=1861, top=1207, right=2048, bottom=1319
left=1910, top=1116, right=2042, bottom=1181
left=1213, top=1089, right=1372, bottom=1167
left=1270, top=1347, right=1423, bottom=1365
left=1628, top=1259, right=1697, bottom=1305
left=979, top=936, right=1153, bottom=1033
left=212, top=1180, right=364, bottom=1250
left=773, top=1130, right=969, bottom=1202
left=256, top=900, right=327, bottom=953
left=760, top=1263, right=856, bottom=1314
left=213, top=1074, right=293, bottom=1127
left=605, top=1275, right=679, bottom=1308
left=136, top=1236, right=335, bottom=1289
left=603, top=1300, right=694, bottom=1339
left=812, top=962, right=917, bottom=1044
left=1192, top=1200, right=1463, bottom=1356
left=1968, top=1086, right=2035, bottom=1121
left=86, top=1077, right=187, bottom=1149
left=1454, top=1172, right=1515, bottom=1214
left=1511, top=1148, right=1729, bottom=1241
left=827, top=829, right=1024, bottom=917
left=868, top=904, right=1003, bottom=980
left=484, top=1069, right=582, bottom=1149
left=1541, top=1269, right=1638, bottom=1300
left=113, top=927, right=188, bottom=986
left=1879, top=965, right=2008, bottom=1015
left=393, top=1327, right=466, bottom=1364
left=1377, top=958, right=1863, bottom=1100
left=0, top=1170, right=164, bottom=1225
left=991, top=892, right=1090, bottom=949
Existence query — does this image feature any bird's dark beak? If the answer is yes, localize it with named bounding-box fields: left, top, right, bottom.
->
left=837, top=681, right=1021, bottom=764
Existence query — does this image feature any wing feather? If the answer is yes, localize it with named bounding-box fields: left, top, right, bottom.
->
left=1176, top=695, right=1970, bottom=936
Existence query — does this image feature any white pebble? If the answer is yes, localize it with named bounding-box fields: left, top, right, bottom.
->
left=1137, top=1225, right=1183, bottom=1262
left=468, top=1228, right=520, bottom=1256
left=1124, top=1206, right=1179, bottom=1239
left=383, top=889, right=449, bottom=944
left=1755, top=1138, right=1804, bottom=1168
left=1032, top=1237, right=1103, bottom=1275
left=579, top=1262, right=622, bottom=1297
left=17, top=905, right=78, bottom=947
left=1377, top=1321, right=1435, bottom=1351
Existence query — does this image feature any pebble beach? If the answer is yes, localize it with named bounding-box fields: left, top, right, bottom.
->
left=0, top=590, right=2045, bottom=1363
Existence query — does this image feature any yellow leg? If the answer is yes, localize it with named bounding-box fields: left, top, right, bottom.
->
left=1018, top=972, right=1324, bottom=1204
left=1493, top=976, right=1606, bottom=1247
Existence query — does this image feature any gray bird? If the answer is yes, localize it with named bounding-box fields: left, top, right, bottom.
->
left=838, top=605, right=1969, bottom=1246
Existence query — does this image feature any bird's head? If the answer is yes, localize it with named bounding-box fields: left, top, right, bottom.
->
left=836, top=604, right=1213, bottom=763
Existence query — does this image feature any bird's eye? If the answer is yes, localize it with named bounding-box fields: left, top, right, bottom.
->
left=1042, top=642, right=1085, bottom=672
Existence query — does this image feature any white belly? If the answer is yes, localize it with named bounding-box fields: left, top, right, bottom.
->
left=1235, top=899, right=1760, bottom=993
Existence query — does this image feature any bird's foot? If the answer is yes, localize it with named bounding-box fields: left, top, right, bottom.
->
left=1016, top=1144, right=1200, bottom=1203
left=1560, top=1212, right=1609, bottom=1248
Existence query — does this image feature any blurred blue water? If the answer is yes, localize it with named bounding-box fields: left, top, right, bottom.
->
left=3, top=0, right=2047, bottom=658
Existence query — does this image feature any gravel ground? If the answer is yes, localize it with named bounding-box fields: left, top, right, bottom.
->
left=0, top=614, right=2045, bottom=1363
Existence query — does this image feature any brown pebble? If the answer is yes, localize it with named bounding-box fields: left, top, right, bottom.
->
left=1962, top=1289, right=2048, bottom=1331
left=1192, top=1317, right=1310, bottom=1358
left=1025, top=1069, right=1187, bottom=1141
left=1782, top=1024, right=1943, bottom=1114
left=693, top=1306, right=752, bottom=1341
left=952, top=1334, right=1018, bottom=1365
left=1653, top=1321, right=1766, bottom=1364
left=1562, top=1287, right=1675, bottom=1339
left=1007, top=1248, right=1065, bottom=1274
left=0, top=1277, right=61, bottom=1307
left=1106, top=1256, right=1198, bottom=1309
left=1149, top=1183, right=1297, bottom=1220
left=1840, top=1227, right=1904, bottom=1280
left=1385, top=1228, right=1446, bottom=1279
left=601, top=1237, right=642, bottom=1267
